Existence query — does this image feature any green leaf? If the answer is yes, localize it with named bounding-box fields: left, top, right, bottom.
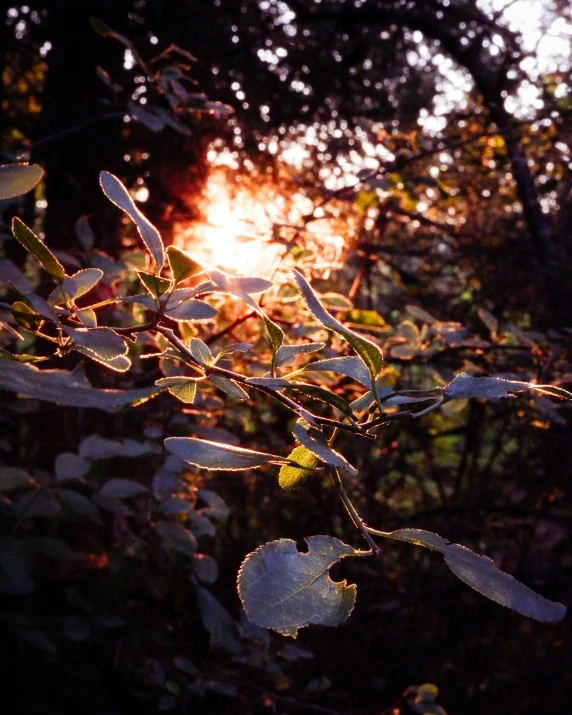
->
left=11, top=301, right=44, bottom=331
left=0, top=358, right=160, bottom=411
left=12, top=218, right=65, bottom=280
left=164, top=436, right=284, bottom=471
left=293, top=422, right=357, bottom=476
left=238, top=536, right=358, bottom=637
left=279, top=446, right=318, bottom=490
left=155, top=376, right=198, bottom=404
left=188, top=338, right=214, bottom=366
left=380, top=528, right=566, bottom=623
left=293, top=269, right=383, bottom=382
left=245, top=376, right=291, bottom=389
left=303, top=356, right=371, bottom=386
left=156, top=520, right=197, bottom=557
left=166, top=245, right=202, bottom=283
left=137, top=270, right=172, bottom=299
left=0, top=467, right=33, bottom=492
left=210, top=374, right=249, bottom=400
left=0, top=163, right=43, bottom=200
left=98, top=479, right=148, bottom=499
left=274, top=342, right=325, bottom=369
left=99, top=171, right=165, bottom=271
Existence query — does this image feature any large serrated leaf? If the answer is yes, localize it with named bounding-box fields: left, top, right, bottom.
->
left=380, top=528, right=566, bottom=623
left=0, top=163, right=43, bottom=200
left=238, top=536, right=357, bottom=637
left=293, top=422, right=357, bottom=476
left=293, top=269, right=383, bottom=382
left=100, top=171, right=165, bottom=271
left=12, top=218, right=65, bottom=280
left=0, top=359, right=160, bottom=411
left=164, top=437, right=284, bottom=471
left=279, top=446, right=318, bottom=489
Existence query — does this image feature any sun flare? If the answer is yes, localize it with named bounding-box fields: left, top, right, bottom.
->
left=173, top=170, right=347, bottom=278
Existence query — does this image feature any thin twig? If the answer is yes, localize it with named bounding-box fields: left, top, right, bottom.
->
left=328, top=465, right=381, bottom=553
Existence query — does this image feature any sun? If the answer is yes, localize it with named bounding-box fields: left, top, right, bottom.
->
left=173, top=170, right=347, bottom=278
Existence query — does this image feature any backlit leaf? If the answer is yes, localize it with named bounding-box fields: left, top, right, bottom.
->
left=156, top=376, right=198, bottom=404
left=188, top=338, right=214, bottom=367
left=274, top=342, right=325, bottom=369
left=279, top=446, right=318, bottom=490
left=166, top=245, right=202, bottom=283
left=238, top=536, right=357, bottom=637
left=210, top=374, right=249, bottom=400
left=100, top=171, right=165, bottom=271
left=12, top=218, right=65, bottom=280
left=303, top=356, right=371, bottom=386
left=164, top=299, right=217, bottom=322
left=293, top=269, right=383, bottom=382
left=0, top=163, right=43, bottom=200
left=0, top=359, right=160, bottom=411
left=293, top=422, right=357, bottom=476
left=164, top=436, right=284, bottom=471
left=63, top=326, right=127, bottom=362
left=138, top=270, right=172, bottom=298
left=380, top=528, right=566, bottom=623
left=444, top=372, right=572, bottom=401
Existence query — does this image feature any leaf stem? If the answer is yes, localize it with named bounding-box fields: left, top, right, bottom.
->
left=327, top=465, right=381, bottom=553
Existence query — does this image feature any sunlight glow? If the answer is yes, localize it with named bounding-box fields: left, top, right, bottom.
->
left=174, top=171, right=346, bottom=277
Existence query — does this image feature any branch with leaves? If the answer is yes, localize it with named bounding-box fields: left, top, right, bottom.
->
left=0, top=162, right=569, bottom=638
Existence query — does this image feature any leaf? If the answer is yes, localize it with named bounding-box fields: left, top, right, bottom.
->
left=0, top=467, right=33, bottom=492
left=381, top=529, right=566, bottom=623
left=245, top=376, right=291, bottom=389
left=164, top=436, right=284, bottom=471
left=156, top=520, right=197, bottom=557
left=293, top=269, right=383, bottom=382
left=279, top=446, right=319, bottom=490
left=0, top=359, right=160, bottom=411
left=288, top=383, right=355, bottom=420
left=15, top=490, right=61, bottom=518
left=303, top=356, right=371, bottom=386
left=0, top=537, right=34, bottom=594
left=214, top=342, right=252, bottom=360
left=79, top=435, right=155, bottom=459
left=55, top=453, right=90, bottom=482
left=137, top=270, right=172, bottom=298
left=12, top=218, right=65, bottom=280
left=98, top=479, right=148, bottom=499
left=192, top=554, right=219, bottom=583
left=210, top=374, right=249, bottom=400
left=48, top=268, right=103, bottom=304
left=197, top=586, right=241, bottom=653
left=63, top=326, right=128, bottom=363
left=478, top=308, right=499, bottom=337
left=128, top=101, right=165, bottom=132
left=293, top=422, right=358, bottom=476
left=56, top=489, right=102, bottom=524
left=274, top=342, right=325, bottom=369
left=238, top=536, right=358, bottom=637
left=99, top=171, right=165, bottom=271
left=166, top=245, right=202, bottom=283
left=11, top=301, right=44, bottom=331
left=164, top=299, right=217, bottom=322
left=31, top=537, right=83, bottom=562
left=0, top=163, right=43, bottom=200
left=89, top=16, right=113, bottom=36
left=444, top=372, right=572, bottom=401
left=188, top=338, right=214, bottom=366
left=156, top=376, right=198, bottom=404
